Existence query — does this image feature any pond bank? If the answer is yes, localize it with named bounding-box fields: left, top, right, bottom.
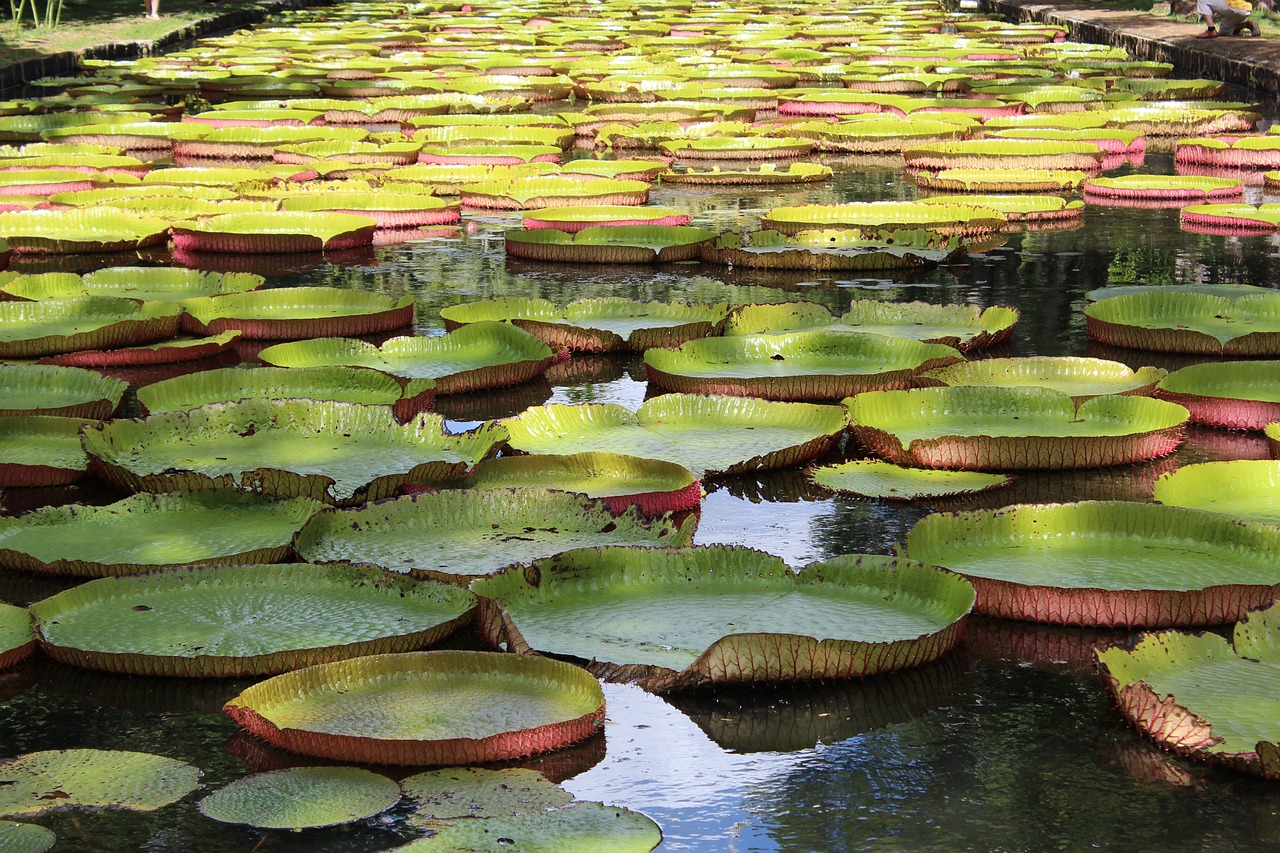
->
left=982, top=0, right=1280, bottom=97
left=0, top=0, right=332, bottom=91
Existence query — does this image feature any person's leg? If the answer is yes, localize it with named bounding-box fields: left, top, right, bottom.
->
left=145, top=0, right=159, bottom=17
left=1196, top=0, right=1219, bottom=36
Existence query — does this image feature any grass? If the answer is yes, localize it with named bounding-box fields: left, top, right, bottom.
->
left=0, top=0, right=264, bottom=66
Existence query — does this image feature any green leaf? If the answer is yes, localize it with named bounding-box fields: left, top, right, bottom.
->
left=198, top=767, right=400, bottom=829
left=401, top=767, right=572, bottom=824
left=1153, top=461, right=1280, bottom=525
left=0, top=821, right=55, bottom=853
left=810, top=460, right=1011, bottom=499
left=391, top=802, right=661, bottom=853
left=0, top=750, right=201, bottom=818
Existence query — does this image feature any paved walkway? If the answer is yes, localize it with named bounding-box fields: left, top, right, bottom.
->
left=983, top=0, right=1280, bottom=97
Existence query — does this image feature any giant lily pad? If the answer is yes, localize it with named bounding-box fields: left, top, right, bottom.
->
left=198, top=767, right=401, bottom=829
left=472, top=546, right=973, bottom=691
left=914, top=168, right=1087, bottom=192
left=256, top=323, right=556, bottom=395
left=0, top=209, right=169, bottom=254
left=279, top=193, right=460, bottom=229
left=644, top=331, right=961, bottom=400
left=1152, top=460, right=1280, bottom=524
left=461, top=177, right=649, bottom=210
left=1097, top=600, right=1280, bottom=778
left=700, top=230, right=967, bottom=271
left=0, top=297, right=180, bottom=358
left=809, top=460, right=1012, bottom=500
left=1085, top=291, right=1280, bottom=355
left=180, top=287, right=414, bottom=340
left=902, top=139, right=1105, bottom=172
left=521, top=206, right=690, bottom=232
left=391, top=802, right=661, bottom=853
left=503, top=395, right=847, bottom=477
left=0, top=749, right=201, bottom=818
left=505, top=226, right=716, bottom=264
left=0, top=821, right=53, bottom=853
left=660, top=162, right=831, bottom=185
left=3, top=268, right=265, bottom=302
left=80, top=400, right=505, bottom=505
left=760, top=202, right=1006, bottom=237
left=916, top=193, right=1084, bottom=222
left=293, top=488, right=695, bottom=583
left=1081, top=175, right=1242, bottom=202
left=0, top=364, right=125, bottom=418
left=1155, top=360, right=1280, bottom=430
left=30, top=563, right=475, bottom=676
left=35, top=330, right=241, bottom=369
left=400, top=767, right=572, bottom=823
left=0, top=416, right=91, bottom=487
left=222, top=650, right=605, bottom=766
left=0, top=602, right=33, bottom=671
left=439, top=297, right=728, bottom=352
left=137, top=366, right=435, bottom=420
left=906, top=501, right=1280, bottom=626
left=846, top=386, right=1188, bottom=470
left=921, top=357, right=1166, bottom=402
left=1179, top=203, right=1280, bottom=234
left=0, top=492, right=323, bottom=578
left=171, top=212, right=377, bottom=254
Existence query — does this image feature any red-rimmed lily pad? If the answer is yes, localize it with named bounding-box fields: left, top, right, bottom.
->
left=916, top=194, right=1084, bottom=222
left=0, top=749, right=201, bottom=818
left=760, top=202, right=1006, bottom=237
left=171, top=212, right=376, bottom=254
left=1155, top=360, right=1280, bottom=430
left=2, top=267, right=265, bottom=302
left=35, top=330, right=242, bottom=368
left=1085, top=291, right=1280, bottom=355
left=0, top=209, right=169, bottom=254
left=846, top=386, right=1188, bottom=470
left=0, top=492, right=323, bottom=578
left=521, top=205, right=691, bottom=232
left=644, top=331, right=961, bottom=400
left=197, top=767, right=401, bottom=829
left=1153, top=460, right=1280, bottom=525
left=1179, top=203, right=1280, bottom=234
left=659, top=162, right=831, bottom=185
left=29, top=562, right=475, bottom=676
left=808, top=460, right=1012, bottom=500
left=222, top=650, right=605, bottom=766
left=472, top=546, right=974, bottom=692
left=137, top=365, right=435, bottom=420
left=460, top=176, right=650, bottom=210
left=293, top=487, right=695, bottom=584
left=80, top=400, right=505, bottom=505
left=1082, top=175, right=1242, bottom=203
left=1175, top=135, right=1280, bottom=168
left=503, top=394, right=847, bottom=478
left=1097, top=600, right=1280, bottom=778
left=0, top=415, right=91, bottom=487
left=0, top=297, right=180, bottom=358
left=180, top=287, right=414, bottom=340
left=256, top=323, right=557, bottom=395
left=439, top=297, right=728, bottom=352
left=659, top=136, right=814, bottom=159
left=903, top=139, right=1105, bottom=173
left=0, top=363, right=125, bottom=418
left=0, top=602, right=33, bottom=671
left=914, top=168, right=1088, bottom=192
left=504, top=226, right=717, bottom=264
left=700, top=229, right=968, bottom=271
left=921, top=357, right=1167, bottom=403
left=279, top=193, right=461, bottom=229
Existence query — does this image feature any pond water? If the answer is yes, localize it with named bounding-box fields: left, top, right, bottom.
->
left=4, top=14, right=1280, bottom=853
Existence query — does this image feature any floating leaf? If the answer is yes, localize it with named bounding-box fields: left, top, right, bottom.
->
left=0, top=749, right=201, bottom=818
left=0, top=364, right=125, bottom=419
left=391, top=802, right=661, bottom=853
left=809, top=460, right=1011, bottom=500
left=1152, top=461, right=1280, bottom=525
left=401, top=767, right=572, bottom=824
left=198, top=767, right=400, bottom=829
left=0, top=821, right=54, bottom=853
left=0, top=603, right=33, bottom=671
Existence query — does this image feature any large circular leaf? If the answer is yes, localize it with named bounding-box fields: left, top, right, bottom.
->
left=0, top=603, right=33, bottom=671
left=809, top=460, right=1011, bottom=500
left=0, top=364, right=125, bottom=418
left=198, top=767, right=401, bottom=829
left=401, top=767, right=572, bottom=824
left=0, top=822, right=54, bottom=853
left=1153, top=460, right=1280, bottom=524
left=1156, top=360, right=1280, bottom=430
left=0, top=416, right=91, bottom=487
left=180, top=286, right=414, bottom=340
left=0, top=749, right=201, bottom=818
left=391, top=802, right=661, bottom=853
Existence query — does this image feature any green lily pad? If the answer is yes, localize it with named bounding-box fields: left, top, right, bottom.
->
left=1086, top=291, right=1280, bottom=355
left=1097, top=600, right=1280, bottom=778
left=31, top=559, right=475, bottom=674
left=179, top=287, right=414, bottom=340
left=915, top=168, right=1087, bottom=192
left=0, top=363, right=125, bottom=418
left=0, top=821, right=54, bottom=853
left=903, top=139, right=1104, bottom=171
left=916, top=194, right=1084, bottom=221
left=0, top=602, right=33, bottom=671
left=172, top=212, right=377, bottom=253
left=293, top=488, right=695, bottom=583
left=256, top=322, right=556, bottom=394
left=1155, top=360, right=1280, bottom=430
left=659, top=161, right=832, bottom=185
left=0, top=749, right=201, bottom=818
left=460, top=176, right=650, bottom=210
left=2, top=268, right=265, bottom=302
left=0, top=209, right=170, bottom=254
left=1084, top=284, right=1274, bottom=301
left=505, top=226, right=717, bottom=264
left=0, top=416, right=91, bottom=487
left=809, top=460, right=1012, bottom=500
left=1082, top=174, right=1242, bottom=200
left=472, top=546, right=973, bottom=691
left=391, top=802, right=661, bottom=853
left=761, top=202, right=1006, bottom=237
left=80, top=400, right=505, bottom=505
left=0, top=297, right=180, bottom=358
left=921, top=357, right=1166, bottom=402
left=401, top=767, right=572, bottom=824
left=905, top=501, right=1280, bottom=626
left=0, top=492, right=323, bottom=578
left=439, top=297, right=729, bottom=352
left=198, top=767, right=400, bottom=829
left=644, top=330, right=961, bottom=400
left=223, top=650, right=605, bottom=766
left=1152, top=460, right=1280, bottom=524
left=520, top=206, right=690, bottom=231
left=846, top=386, right=1188, bottom=470
left=503, top=394, right=847, bottom=478
left=701, top=230, right=966, bottom=271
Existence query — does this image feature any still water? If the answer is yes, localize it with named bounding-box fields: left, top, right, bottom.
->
left=3, top=126, right=1280, bottom=852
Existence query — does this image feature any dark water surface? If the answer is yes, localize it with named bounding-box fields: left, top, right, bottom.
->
left=4, top=111, right=1280, bottom=852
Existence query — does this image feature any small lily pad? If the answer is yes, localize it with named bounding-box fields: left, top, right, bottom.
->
left=810, top=460, right=1012, bottom=500
left=0, top=749, right=201, bottom=818
left=401, top=767, right=572, bottom=824
left=391, top=802, right=661, bottom=853
left=197, top=767, right=401, bottom=829
left=0, top=821, right=54, bottom=853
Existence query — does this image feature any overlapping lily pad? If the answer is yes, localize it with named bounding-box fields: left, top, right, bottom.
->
left=461, top=176, right=649, bottom=209
left=921, top=357, right=1166, bottom=402
left=521, top=205, right=691, bottom=232
left=914, top=168, right=1087, bottom=192
left=198, top=767, right=401, bottom=829
left=0, top=209, right=169, bottom=254
left=905, top=501, right=1280, bottom=626
left=1097, top=599, right=1280, bottom=777
left=1155, top=360, right=1280, bottom=430
left=400, top=767, right=572, bottom=823
left=171, top=212, right=377, bottom=254
left=1152, top=460, right=1280, bottom=524
left=294, top=488, right=695, bottom=583
left=0, top=297, right=180, bottom=358
left=0, top=415, right=91, bottom=487
left=0, top=492, right=322, bottom=577
left=222, top=650, right=606, bottom=765
left=503, top=394, right=847, bottom=477
left=0, top=749, right=201, bottom=818
left=180, top=287, right=414, bottom=340
left=760, top=202, right=1006, bottom=237
left=0, top=364, right=125, bottom=418
left=644, top=331, right=961, bottom=400
left=1081, top=175, right=1242, bottom=202
left=700, top=230, right=968, bottom=271
left=81, top=400, right=505, bottom=505
left=809, top=460, right=1012, bottom=500
left=472, top=546, right=974, bottom=691
left=0, top=821, right=54, bottom=853
left=391, top=801, right=661, bottom=852
left=1086, top=291, right=1280, bottom=355
left=846, top=386, right=1188, bottom=470
left=505, top=225, right=717, bottom=264
left=439, top=297, right=728, bottom=352
left=36, top=330, right=241, bottom=368
left=0, top=602, right=33, bottom=671
left=30, top=563, right=475, bottom=676
left=256, top=323, right=557, bottom=394
left=2, top=268, right=265, bottom=302
left=660, top=162, right=831, bottom=185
